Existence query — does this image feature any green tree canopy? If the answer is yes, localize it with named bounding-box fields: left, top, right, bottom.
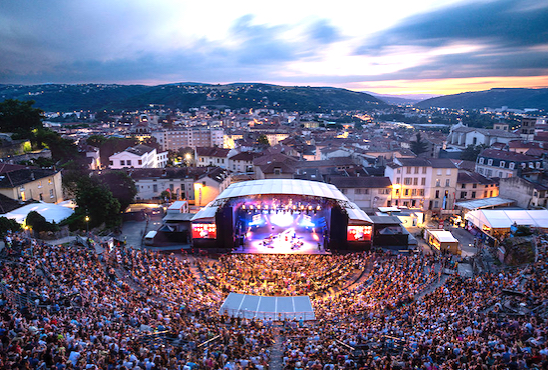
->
left=257, top=134, right=270, bottom=146
left=71, top=176, right=121, bottom=229
left=0, top=216, right=21, bottom=236
left=86, top=134, right=107, bottom=148
left=461, top=144, right=488, bottom=162
left=96, top=171, right=137, bottom=212
left=26, top=211, right=58, bottom=233
left=0, top=99, right=44, bottom=139
left=34, top=127, right=81, bottom=165
left=410, top=132, right=429, bottom=156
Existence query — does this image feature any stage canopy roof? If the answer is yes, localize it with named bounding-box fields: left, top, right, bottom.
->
left=192, top=179, right=372, bottom=224
left=1, top=201, right=74, bottom=224
left=465, top=209, right=548, bottom=230
left=191, top=204, right=218, bottom=223
left=219, top=293, right=315, bottom=320
left=217, top=179, right=347, bottom=202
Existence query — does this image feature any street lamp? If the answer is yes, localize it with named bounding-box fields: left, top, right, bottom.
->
left=85, top=215, right=90, bottom=234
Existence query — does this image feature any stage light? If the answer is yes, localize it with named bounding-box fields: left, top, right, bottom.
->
left=271, top=212, right=294, bottom=227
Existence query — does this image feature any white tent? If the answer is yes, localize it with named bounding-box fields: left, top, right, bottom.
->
left=219, top=293, right=315, bottom=320
left=427, top=229, right=458, bottom=243
left=465, top=209, right=548, bottom=230
left=1, top=202, right=74, bottom=224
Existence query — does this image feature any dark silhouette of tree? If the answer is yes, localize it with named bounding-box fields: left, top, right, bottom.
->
left=0, top=99, right=44, bottom=139
left=461, top=144, right=488, bottom=162
left=62, top=176, right=121, bottom=230
left=0, top=217, right=21, bottom=235
left=96, top=171, right=137, bottom=212
left=26, top=211, right=58, bottom=233
left=410, top=132, right=429, bottom=155
left=34, top=127, right=81, bottom=165
left=257, top=134, right=270, bottom=146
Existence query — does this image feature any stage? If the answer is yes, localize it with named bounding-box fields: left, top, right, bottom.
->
left=234, top=209, right=329, bottom=254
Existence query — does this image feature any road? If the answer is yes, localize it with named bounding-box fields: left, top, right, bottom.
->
left=121, top=214, right=164, bottom=249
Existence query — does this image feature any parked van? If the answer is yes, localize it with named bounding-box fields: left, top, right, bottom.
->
left=144, top=231, right=157, bottom=246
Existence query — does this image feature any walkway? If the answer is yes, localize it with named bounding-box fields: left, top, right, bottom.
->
left=268, top=326, right=285, bottom=370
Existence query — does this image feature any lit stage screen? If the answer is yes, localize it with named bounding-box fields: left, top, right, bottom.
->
left=192, top=223, right=217, bottom=239
left=347, top=225, right=372, bottom=241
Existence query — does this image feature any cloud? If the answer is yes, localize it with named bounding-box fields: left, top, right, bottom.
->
left=307, top=19, right=342, bottom=44
left=356, top=0, right=548, bottom=53
left=349, top=0, right=548, bottom=82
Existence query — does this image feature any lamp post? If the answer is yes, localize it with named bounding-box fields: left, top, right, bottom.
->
left=85, top=215, right=90, bottom=235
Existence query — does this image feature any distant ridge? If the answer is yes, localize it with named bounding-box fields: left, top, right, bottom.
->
left=415, top=88, right=548, bottom=111
left=0, top=82, right=386, bottom=112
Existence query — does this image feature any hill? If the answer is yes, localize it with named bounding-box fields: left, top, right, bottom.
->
left=0, top=83, right=386, bottom=112
left=415, top=88, right=548, bottom=111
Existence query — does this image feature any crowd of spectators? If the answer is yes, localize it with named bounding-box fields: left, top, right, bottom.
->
left=0, top=231, right=547, bottom=369
left=196, top=254, right=368, bottom=297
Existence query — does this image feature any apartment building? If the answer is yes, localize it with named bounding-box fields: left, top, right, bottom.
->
left=329, top=176, right=392, bottom=209
left=476, top=149, right=542, bottom=178
left=195, top=147, right=231, bottom=169
left=109, top=145, right=168, bottom=169
left=228, top=151, right=260, bottom=173
left=130, top=167, right=230, bottom=205
left=385, top=157, right=458, bottom=212
left=151, top=128, right=224, bottom=151
left=456, top=171, right=499, bottom=201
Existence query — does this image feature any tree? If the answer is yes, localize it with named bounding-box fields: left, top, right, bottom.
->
left=26, top=211, right=58, bottom=233
left=96, top=171, right=137, bottom=212
left=67, top=176, right=121, bottom=230
left=34, top=127, right=81, bottom=165
left=410, top=132, right=429, bottom=156
left=0, top=99, right=44, bottom=139
left=86, top=135, right=107, bottom=148
left=257, top=134, right=270, bottom=146
left=461, top=144, right=488, bottom=162
left=0, top=217, right=21, bottom=235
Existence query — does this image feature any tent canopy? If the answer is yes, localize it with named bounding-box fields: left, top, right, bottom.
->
left=219, top=293, right=315, bottom=320
left=1, top=201, right=74, bottom=224
left=455, top=197, right=515, bottom=210
left=427, top=229, right=458, bottom=243
left=465, top=209, right=548, bottom=229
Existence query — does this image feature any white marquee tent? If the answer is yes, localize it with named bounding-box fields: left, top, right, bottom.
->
left=465, top=209, right=548, bottom=230
left=219, top=293, right=315, bottom=320
left=1, top=202, right=74, bottom=224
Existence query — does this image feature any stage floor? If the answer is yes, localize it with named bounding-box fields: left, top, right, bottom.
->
left=234, top=224, right=329, bottom=255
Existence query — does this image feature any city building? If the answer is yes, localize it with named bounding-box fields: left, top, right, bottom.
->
left=151, top=127, right=225, bottom=151
left=456, top=171, right=499, bottom=201
left=385, top=157, right=458, bottom=212
left=447, top=124, right=520, bottom=149
left=329, top=176, right=392, bottom=209
left=520, top=116, right=537, bottom=141
left=476, top=149, right=542, bottom=178
left=0, top=165, right=63, bottom=204
left=109, top=145, right=168, bottom=169
left=130, top=167, right=230, bottom=204
left=499, top=176, right=548, bottom=209
left=195, top=147, right=231, bottom=169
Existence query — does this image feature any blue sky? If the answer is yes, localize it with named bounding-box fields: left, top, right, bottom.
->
left=1, top=0, right=547, bottom=95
